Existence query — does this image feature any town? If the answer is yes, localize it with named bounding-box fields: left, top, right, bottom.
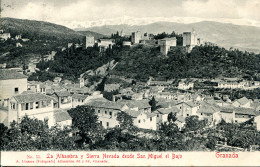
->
left=0, top=24, right=260, bottom=151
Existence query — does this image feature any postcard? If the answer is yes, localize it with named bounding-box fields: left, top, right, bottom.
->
left=0, top=0, right=260, bottom=166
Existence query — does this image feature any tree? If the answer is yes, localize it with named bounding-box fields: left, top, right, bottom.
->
left=184, top=115, right=204, bottom=132
left=116, top=111, right=134, bottom=130
left=167, top=112, right=177, bottom=123
left=68, top=106, right=104, bottom=146
left=149, top=96, right=157, bottom=111
left=157, top=122, right=184, bottom=150
left=0, top=123, right=9, bottom=150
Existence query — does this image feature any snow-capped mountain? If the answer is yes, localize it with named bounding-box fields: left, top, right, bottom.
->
left=64, top=16, right=260, bottom=29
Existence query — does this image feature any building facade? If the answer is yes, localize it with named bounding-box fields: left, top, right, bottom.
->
left=0, top=70, right=28, bottom=107
left=160, top=37, right=177, bottom=55
left=8, top=92, right=55, bottom=127
left=84, top=36, right=95, bottom=48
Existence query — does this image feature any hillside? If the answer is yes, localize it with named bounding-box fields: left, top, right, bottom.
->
left=76, top=21, right=260, bottom=53
left=1, top=17, right=83, bottom=40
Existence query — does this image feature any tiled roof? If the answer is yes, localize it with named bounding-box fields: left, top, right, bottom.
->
left=235, top=97, right=250, bottom=105
left=0, top=69, right=27, bottom=80
left=87, top=100, right=126, bottom=110
left=72, top=94, right=88, bottom=100
left=21, top=91, right=36, bottom=94
left=157, top=101, right=178, bottom=108
left=28, top=81, right=40, bottom=85
left=233, top=107, right=256, bottom=115
left=124, top=110, right=141, bottom=118
left=54, top=91, right=71, bottom=97
left=87, top=99, right=151, bottom=111
left=54, top=109, right=72, bottom=122
left=197, top=103, right=220, bottom=114
left=39, top=84, right=46, bottom=88
left=64, top=84, right=80, bottom=89
left=145, top=112, right=157, bottom=118
left=157, top=107, right=180, bottom=115
left=176, top=101, right=199, bottom=108
left=13, top=93, right=53, bottom=103
left=124, top=100, right=151, bottom=109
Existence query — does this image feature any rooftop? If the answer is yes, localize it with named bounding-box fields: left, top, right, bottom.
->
left=0, top=69, right=27, bottom=80
left=157, top=107, right=180, bottom=115
left=13, top=93, right=53, bottom=103
left=54, top=91, right=71, bottom=97
left=72, top=94, right=89, bottom=100
left=54, top=109, right=72, bottom=122
left=124, top=110, right=141, bottom=118
left=235, top=97, right=250, bottom=105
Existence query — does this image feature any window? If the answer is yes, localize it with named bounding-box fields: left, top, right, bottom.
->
left=109, top=112, right=112, bottom=116
left=138, top=120, right=141, bottom=123
left=187, top=114, right=189, bottom=116
left=14, top=87, right=19, bottom=94
left=106, top=122, right=109, bottom=127
left=105, top=111, right=107, bottom=114
left=150, top=117, right=152, bottom=122
left=42, top=101, right=47, bottom=107
left=98, top=110, right=100, bottom=113
left=47, top=101, right=51, bottom=107
left=201, top=113, right=203, bottom=115
left=11, top=103, right=15, bottom=110
left=100, top=121, right=102, bottom=125
left=82, top=100, right=84, bottom=103
left=30, top=102, right=33, bottom=109
left=36, top=102, right=39, bottom=109
left=25, top=103, right=29, bottom=110
left=157, top=114, right=159, bottom=117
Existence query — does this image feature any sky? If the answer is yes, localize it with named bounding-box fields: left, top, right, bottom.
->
left=1, top=0, right=260, bottom=28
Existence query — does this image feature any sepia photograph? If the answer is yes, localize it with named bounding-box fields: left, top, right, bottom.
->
left=0, top=0, right=260, bottom=166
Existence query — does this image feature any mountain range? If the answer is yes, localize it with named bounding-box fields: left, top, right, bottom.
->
left=1, top=17, right=260, bottom=53
left=75, top=21, right=260, bottom=53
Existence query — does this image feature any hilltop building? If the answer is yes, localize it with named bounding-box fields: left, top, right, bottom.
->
left=159, top=37, right=177, bottom=55
left=0, top=63, right=7, bottom=69
left=84, top=36, right=95, bottom=49
left=122, top=41, right=131, bottom=47
left=142, top=33, right=154, bottom=40
left=97, top=39, right=115, bottom=52
left=0, top=33, right=11, bottom=41
left=183, top=29, right=200, bottom=52
left=15, top=34, right=22, bottom=40
left=131, top=31, right=142, bottom=44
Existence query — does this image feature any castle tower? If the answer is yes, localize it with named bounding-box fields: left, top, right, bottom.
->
left=84, top=36, right=95, bottom=49
left=131, top=31, right=142, bottom=44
